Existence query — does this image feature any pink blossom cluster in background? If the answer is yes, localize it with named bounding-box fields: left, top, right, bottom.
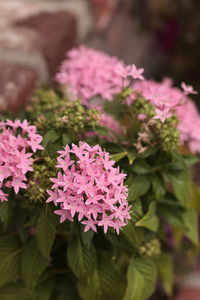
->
left=132, top=78, right=200, bottom=153
left=55, top=45, right=144, bottom=106
left=47, top=142, right=131, bottom=234
left=100, top=111, right=121, bottom=136
left=56, top=45, right=200, bottom=153
left=0, top=119, right=43, bottom=202
left=130, top=78, right=184, bottom=122
left=55, top=45, right=123, bottom=105
left=176, top=101, right=200, bottom=153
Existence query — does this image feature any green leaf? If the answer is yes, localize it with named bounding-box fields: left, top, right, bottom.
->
left=24, top=214, right=38, bottom=227
left=15, top=211, right=29, bottom=244
left=183, top=207, right=199, bottom=245
left=111, top=152, right=127, bottom=162
left=127, top=175, right=150, bottom=201
left=106, top=201, right=144, bottom=250
left=80, top=226, right=94, bottom=249
left=155, top=254, right=173, bottom=296
left=120, top=219, right=144, bottom=249
left=78, top=255, right=125, bottom=300
left=163, top=170, right=192, bottom=207
left=151, top=174, right=165, bottom=200
left=0, top=280, right=53, bottom=300
left=33, top=279, right=54, bottom=300
left=127, top=151, right=137, bottom=165
left=36, top=204, right=56, bottom=258
left=42, top=129, right=59, bottom=148
left=0, top=235, right=23, bottom=287
left=124, top=256, right=157, bottom=300
left=62, top=133, right=71, bottom=145
left=130, top=199, right=143, bottom=223
left=96, top=126, right=110, bottom=137
left=22, top=238, right=48, bottom=289
left=136, top=202, right=159, bottom=232
left=0, top=283, right=34, bottom=300
left=163, top=162, right=185, bottom=171
left=139, top=146, right=158, bottom=158
left=131, top=160, right=152, bottom=174
left=67, top=235, right=97, bottom=279
left=0, top=201, right=12, bottom=230
left=105, top=229, right=132, bottom=250
left=158, top=204, right=185, bottom=228
left=101, top=142, right=125, bottom=154
left=183, top=155, right=199, bottom=167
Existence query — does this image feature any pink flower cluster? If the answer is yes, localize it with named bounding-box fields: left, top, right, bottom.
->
left=132, top=79, right=200, bottom=152
left=56, top=46, right=200, bottom=153
left=55, top=45, right=143, bottom=106
left=130, top=78, right=184, bottom=123
left=176, top=101, right=200, bottom=153
left=47, top=142, right=131, bottom=234
left=0, top=119, right=43, bottom=202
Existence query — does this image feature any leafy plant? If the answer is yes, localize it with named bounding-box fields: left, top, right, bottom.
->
left=0, top=46, right=200, bottom=300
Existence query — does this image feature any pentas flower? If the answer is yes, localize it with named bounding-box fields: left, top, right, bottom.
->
left=132, top=78, right=182, bottom=107
left=176, top=100, right=200, bottom=153
left=115, top=63, right=144, bottom=83
left=55, top=45, right=143, bottom=106
left=129, top=64, right=144, bottom=80
left=47, top=142, right=131, bottom=234
left=181, top=82, right=197, bottom=96
left=0, top=119, right=43, bottom=202
left=153, top=106, right=172, bottom=123
left=132, top=79, right=200, bottom=152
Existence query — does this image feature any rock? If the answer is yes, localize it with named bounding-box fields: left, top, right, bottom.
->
left=15, top=10, right=77, bottom=77
left=90, top=0, right=118, bottom=31
left=0, top=63, right=38, bottom=115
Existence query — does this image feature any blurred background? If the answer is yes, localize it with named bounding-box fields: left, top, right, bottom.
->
left=0, top=0, right=199, bottom=115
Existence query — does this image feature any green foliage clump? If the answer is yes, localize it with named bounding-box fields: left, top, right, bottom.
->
left=25, top=158, right=57, bottom=204
left=0, top=84, right=199, bottom=300
left=131, top=97, right=156, bottom=119
left=29, top=89, right=100, bottom=136
left=156, top=116, right=180, bottom=152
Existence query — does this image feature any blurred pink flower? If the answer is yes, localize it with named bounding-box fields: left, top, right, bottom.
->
left=153, top=107, right=172, bottom=123
left=181, top=82, right=197, bottom=96
left=55, top=45, right=143, bottom=106
left=132, top=79, right=200, bottom=153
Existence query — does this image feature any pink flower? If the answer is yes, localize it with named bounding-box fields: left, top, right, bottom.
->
left=181, top=82, right=197, bottom=95
left=0, top=119, right=43, bottom=201
left=129, top=64, right=144, bottom=80
left=81, top=219, right=97, bottom=232
left=47, top=142, right=131, bottom=234
left=138, top=113, right=147, bottom=121
left=131, top=78, right=200, bottom=153
left=153, top=107, right=172, bottom=123
left=115, top=63, right=130, bottom=79
left=0, top=188, right=8, bottom=202
left=55, top=45, right=143, bottom=106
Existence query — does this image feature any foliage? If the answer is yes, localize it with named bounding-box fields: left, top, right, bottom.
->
left=0, top=49, right=200, bottom=300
